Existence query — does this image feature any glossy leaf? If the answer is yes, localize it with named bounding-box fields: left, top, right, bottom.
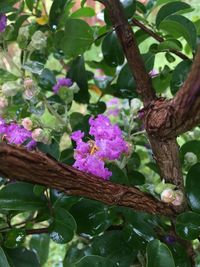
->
left=91, top=230, right=137, bottom=267
left=159, top=15, right=197, bottom=51
left=63, top=242, right=92, bottom=267
left=120, top=0, right=136, bottom=19
left=146, top=239, right=175, bottom=267
left=49, top=0, right=70, bottom=29
left=168, top=243, right=191, bottom=267
left=61, top=19, right=93, bottom=58
left=70, top=199, right=114, bottom=235
left=75, top=255, right=114, bottom=267
left=0, top=247, right=11, bottom=267
left=186, top=163, right=200, bottom=212
left=49, top=207, right=76, bottom=244
left=0, top=182, right=47, bottom=211
left=102, top=32, right=124, bottom=67
left=176, top=211, right=200, bottom=240
left=170, top=60, right=192, bottom=95
left=70, top=7, right=95, bottom=18
left=5, top=247, right=39, bottom=267
left=156, top=1, right=191, bottom=27
left=0, top=69, right=18, bottom=85
left=29, top=234, right=50, bottom=265
left=68, top=56, right=90, bottom=103
left=4, top=229, right=26, bottom=248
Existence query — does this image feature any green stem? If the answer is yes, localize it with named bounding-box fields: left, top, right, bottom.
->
left=43, top=98, right=72, bottom=133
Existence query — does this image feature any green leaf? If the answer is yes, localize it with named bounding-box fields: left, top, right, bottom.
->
left=5, top=247, right=39, bottom=267
left=70, top=199, right=114, bottom=235
left=168, top=243, right=191, bottom=267
left=29, top=234, right=50, bottom=265
left=68, top=56, right=90, bottom=103
left=0, top=182, right=47, bottom=211
left=49, top=0, right=70, bottom=29
left=186, top=163, right=200, bottom=212
left=37, top=139, right=60, bottom=160
left=156, top=1, right=191, bottom=27
left=158, top=15, right=197, bottom=51
left=170, top=60, right=192, bottom=95
left=23, top=61, right=44, bottom=75
left=49, top=207, right=76, bottom=244
left=146, top=239, right=175, bottom=267
left=25, top=0, right=34, bottom=11
left=176, top=211, right=200, bottom=240
left=63, top=242, right=92, bottom=267
left=87, top=102, right=106, bottom=115
left=4, top=229, right=26, bottom=249
left=115, top=63, right=137, bottom=99
left=0, top=69, right=18, bottom=85
left=157, top=39, right=182, bottom=52
left=180, top=140, right=200, bottom=163
left=91, top=231, right=137, bottom=267
left=70, top=7, right=95, bottom=18
left=127, top=170, right=145, bottom=186
left=75, top=255, right=113, bottom=267
left=0, top=0, right=18, bottom=12
left=120, top=0, right=136, bottom=19
left=102, top=32, right=124, bottom=67
left=108, top=164, right=129, bottom=185
left=0, top=247, right=11, bottom=267
left=61, top=19, right=93, bottom=58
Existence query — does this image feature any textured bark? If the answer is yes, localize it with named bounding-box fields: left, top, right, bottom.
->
left=0, top=143, right=176, bottom=217
left=102, top=0, right=156, bottom=106
left=103, top=0, right=185, bottom=193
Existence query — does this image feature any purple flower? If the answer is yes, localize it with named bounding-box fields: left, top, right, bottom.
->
left=149, top=69, right=159, bottom=78
left=53, top=78, right=73, bottom=94
left=25, top=139, right=37, bottom=150
left=71, top=115, right=128, bottom=180
left=0, top=14, right=7, bottom=32
left=5, top=123, right=32, bottom=145
left=0, top=117, right=36, bottom=150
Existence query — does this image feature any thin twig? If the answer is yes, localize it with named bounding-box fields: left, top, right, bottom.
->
left=131, top=18, right=190, bottom=61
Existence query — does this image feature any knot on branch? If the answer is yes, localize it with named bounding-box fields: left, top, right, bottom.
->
left=141, top=97, right=175, bottom=139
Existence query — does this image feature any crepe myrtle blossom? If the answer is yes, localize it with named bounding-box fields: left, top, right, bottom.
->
left=0, top=14, right=7, bottom=32
left=71, top=115, right=128, bottom=180
left=0, top=117, right=36, bottom=150
left=53, top=78, right=73, bottom=94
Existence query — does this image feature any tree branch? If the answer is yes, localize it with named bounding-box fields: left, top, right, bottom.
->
left=131, top=18, right=190, bottom=61
left=143, top=47, right=200, bottom=140
left=0, top=143, right=176, bottom=217
left=100, top=0, right=156, bottom=106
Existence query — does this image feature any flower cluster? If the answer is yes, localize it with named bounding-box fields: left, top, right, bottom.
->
left=0, top=117, right=36, bottom=150
left=0, top=14, right=7, bottom=32
left=53, top=78, right=73, bottom=94
left=71, top=115, right=128, bottom=180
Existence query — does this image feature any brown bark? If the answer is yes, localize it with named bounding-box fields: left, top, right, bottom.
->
left=0, top=143, right=176, bottom=217
left=101, top=0, right=156, bottom=107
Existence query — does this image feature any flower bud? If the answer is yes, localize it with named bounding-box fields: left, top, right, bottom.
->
left=130, top=98, right=142, bottom=114
left=32, top=128, right=51, bottom=144
left=23, top=78, right=37, bottom=100
left=184, top=152, right=198, bottom=165
left=0, top=96, right=8, bottom=109
left=172, top=190, right=184, bottom=206
left=2, top=81, right=21, bottom=97
left=29, top=31, right=47, bottom=51
left=32, top=128, right=43, bottom=142
left=21, top=118, right=33, bottom=131
left=161, top=189, right=175, bottom=203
